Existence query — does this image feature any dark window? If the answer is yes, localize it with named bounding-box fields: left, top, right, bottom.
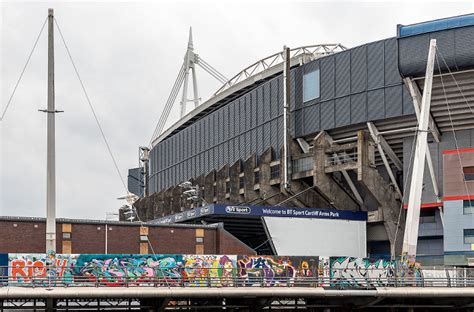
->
left=62, top=233, right=71, bottom=240
left=239, top=177, right=244, bottom=189
left=463, top=166, right=474, bottom=181
left=463, top=200, right=474, bottom=214
left=254, top=171, right=260, bottom=184
left=464, top=229, right=474, bottom=244
left=420, top=209, right=436, bottom=223
left=270, top=165, right=280, bottom=180
left=225, top=181, right=230, bottom=194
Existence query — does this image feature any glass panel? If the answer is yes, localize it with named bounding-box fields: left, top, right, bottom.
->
left=463, top=200, right=474, bottom=214
left=464, top=229, right=474, bottom=244
left=303, top=69, right=320, bottom=102
left=463, top=166, right=474, bottom=181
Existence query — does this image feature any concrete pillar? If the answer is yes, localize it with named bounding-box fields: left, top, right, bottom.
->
left=259, top=147, right=286, bottom=205
left=204, top=170, right=216, bottom=204
left=229, top=160, right=242, bottom=203
left=216, top=165, right=229, bottom=203
left=313, top=132, right=359, bottom=211
left=243, top=155, right=259, bottom=203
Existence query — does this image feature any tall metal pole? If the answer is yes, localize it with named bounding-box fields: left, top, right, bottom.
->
left=282, top=46, right=291, bottom=190
left=402, top=39, right=437, bottom=263
left=45, top=8, right=56, bottom=253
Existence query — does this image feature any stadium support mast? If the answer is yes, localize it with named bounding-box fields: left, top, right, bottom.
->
left=402, top=39, right=437, bottom=263
left=180, top=28, right=199, bottom=117
left=282, top=46, right=291, bottom=190
left=45, top=8, right=57, bottom=252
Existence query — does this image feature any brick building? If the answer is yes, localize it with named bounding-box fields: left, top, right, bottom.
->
left=0, top=216, right=254, bottom=255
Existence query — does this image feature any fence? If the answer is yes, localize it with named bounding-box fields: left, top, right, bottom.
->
left=2, top=266, right=474, bottom=288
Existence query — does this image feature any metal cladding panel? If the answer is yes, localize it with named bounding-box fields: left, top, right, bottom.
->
left=245, top=131, right=252, bottom=158
left=335, top=51, right=351, bottom=97
left=210, top=113, right=216, bottom=147
left=303, top=104, right=320, bottom=134
left=270, top=78, right=279, bottom=118
left=320, top=100, right=335, bottom=130
left=367, top=41, right=385, bottom=89
left=234, top=137, right=240, bottom=163
left=399, top=26, right=474, bottom=77
left=320, top=56, right=335, bottom=100
left=385, top=85, right=403, bottom=118
left=402, top=84, right=415, bottom=115
left=245, top=94, right=252, bottom=130
left=455, top=27, right=474, bottom=68
left=277, top=117, right=283, bottom=153
left=335, top=96, right=351, bottom=127
left=239, top=98, right=246, bottom=132
left=237, top=135, right=244, bottom=159
left=263, top=82, right=271, bottom=122
left=351, top=92, right=367, bottom=124
left=384, top=38, right=401, bottom=85
left=367, top=89, right=385, bottom=121
left=256, top=126, right=264, bottom=155
left=257, top=86, right=265, bottom=125
left=263, top=122, right=271, bottom=151
left=250, top=128, right=257, bottom=158
left=277, top=77, right=284, bottom=115
left=218, top=144, right=224, bottom=169
left=250, top=90, right=257, bottom=129
left=293, top=67, right=303, bottom=111
left=351, top=46, right=368, bottom=93
left=270, top=119, right=279, bottom=151
left=223, top=105, right=229, bottom=142
left=217, top=109, right=223, bottom=144
left=289, top=68, right=296, bottom=112
left=294, top=109, right=304, bottom=137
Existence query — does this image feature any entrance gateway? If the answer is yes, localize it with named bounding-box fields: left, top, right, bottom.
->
left=152, top=205, right=367, bottom=257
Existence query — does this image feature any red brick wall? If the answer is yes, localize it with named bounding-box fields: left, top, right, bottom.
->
left=0, top=220, right=253, bottom=255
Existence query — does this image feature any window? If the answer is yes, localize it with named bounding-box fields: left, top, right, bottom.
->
left=140, top=235, right=148, bottom=242
left=254, top=171, right=260, bottom=184
left=464, top=200, right=474, bottom=214
left=270, top=165, right=280, bottom=180
left=464, top=229, right=474, bottom=244
left=463, top=166, right=474, bottom=181
left=225, top=181, right=230, bottom=194
left=303, top=69, right=320, bottom=102
left=62, top=233, right=71, bottom=240
left=420, top=209, right=436, bottom=223
left=196, top=237, right=204, bottom=243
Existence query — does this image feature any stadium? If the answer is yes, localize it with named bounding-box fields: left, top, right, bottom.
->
left=127, top=14, right=474, bottom=266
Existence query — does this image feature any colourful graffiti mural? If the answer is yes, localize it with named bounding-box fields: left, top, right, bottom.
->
left=1, top=254, right=434, bottom=288
left=237, top=256, right=317, bottom=286
left=330, top=257, right=395, bottom=288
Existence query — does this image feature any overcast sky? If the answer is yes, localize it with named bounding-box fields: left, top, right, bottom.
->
left=1, top=0, right=473, bottom=220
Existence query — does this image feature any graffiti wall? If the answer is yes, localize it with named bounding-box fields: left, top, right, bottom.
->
left=330, top=257, right=395, bottom=287
left=0, top=254, right=448, bottom=288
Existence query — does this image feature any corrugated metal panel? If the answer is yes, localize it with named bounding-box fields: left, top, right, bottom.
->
left=303, top=104, right=320, bottom=135
left=335, top=96, right=351, bottom=127
left=320, top=57, right=335, bottom=100
left=351, top=92, right=367, bottom=124
left=263, top=81, right=271, bottom=122
left=257, top=126, right=264, bottom=155
left=250, top=90, right=257, bottom=129
left=250, top=128, right=257, bottom=159
left=257, top=86, right=265, bottom=125
left=294, top=109, right=303, bottom=137
left=245, top=131, right=252, bottom=160
left=294, top=67, right=303, bottom=111
left=402, top=84, right=415, bottom=115
left=351, top=46, right=367, bottom=93
left=431, top=29, right=456, bottom=73
left=367, top=89, right=385, bottom=121
left=398, top=34, right=430, bottom=77
left=263, top=122, right=271, bottom=151
left=320, top=100, right=335, bottom=130
left=238, top=135, right=245, bottom=159
left=455, top=27, right=474, bottom=68
left=245, top=94, right=252, bottom=130
left=270, top=119, right=279, bottom=151
left=385, top=85, right=403, bottom=118
left=223, top=105, right=229, bottom=142
left=384, top=38, right=401, bottom=85
left=270, top=78, right=279, bottom=118
left=277, top=76, right=284, bottom=116
left=367, top=41, right=385, bottom=89
left=335, top=51, right=351, bottom=97
left=240, top=98, right=246, bottom=132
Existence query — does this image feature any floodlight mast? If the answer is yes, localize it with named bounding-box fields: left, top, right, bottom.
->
left=402, top=39, right=437, bottom=264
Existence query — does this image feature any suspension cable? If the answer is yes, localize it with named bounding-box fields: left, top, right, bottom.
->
left=0, top=17, right=47, bottom=121
left=435, top=48, right=472, bottom=204
left=54, top=18, right=158, bottom=255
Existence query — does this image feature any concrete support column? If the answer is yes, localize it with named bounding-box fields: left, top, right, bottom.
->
left=204, top=170, right=216, bottom=204
left=243, top=156, right=259, bottom=203
left=229, top=160, right=242, bottom=203
left=259, top=148, right=286, bottom=205
left=216, top=165, right=229, bottom=203
left=313, top=132, right=359, bottom=211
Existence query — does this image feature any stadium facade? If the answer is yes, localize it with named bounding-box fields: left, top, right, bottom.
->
left=128, top=14, right=474, bottom=265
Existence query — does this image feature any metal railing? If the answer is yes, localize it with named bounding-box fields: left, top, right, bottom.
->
left=1, top=267, right=474, bottom=288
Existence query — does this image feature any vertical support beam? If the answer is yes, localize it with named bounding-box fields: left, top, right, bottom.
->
left=46, top=8, right=56, bottom=253
left=192, top=66, right=199, bottom=108
left=282, top=46, right=291, bottom=190
left=402, top=39, right=437, bottom=260
left=367, top=122, right=402, bottom=198
left=405, top=77, right=441, bottom=201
